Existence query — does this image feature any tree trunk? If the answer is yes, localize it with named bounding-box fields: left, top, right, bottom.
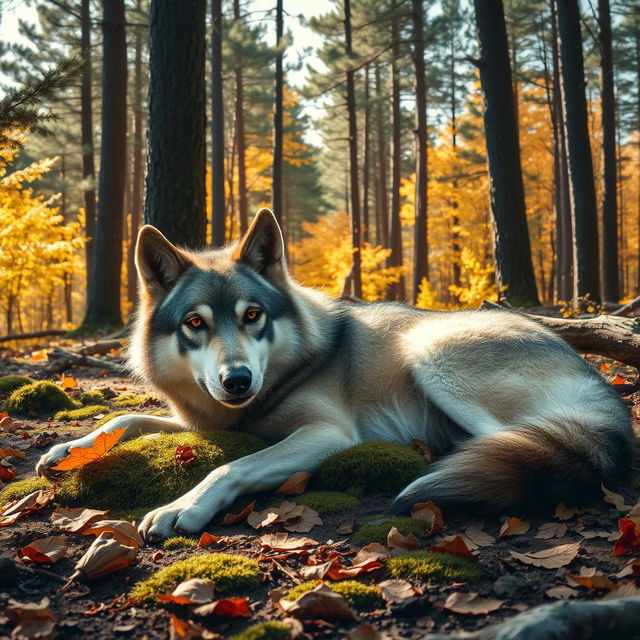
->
left=234, top=0, right=248, bottom=235
left=362, top=65, right=371, bottom=244
left=272, top=0, right=284, bottom=229
left=344, top=0, right=362, bottom=299
left=449, top=24, right=461, bottom=292
left=598, top=0, right=619, bottom=302
left=80, top=0, right=96, bottom=293
left=145, top=0, right=206, bottom=248
left=83, top=0, right=127, bottom=329
left=473, top=0, right=539, bottom=307
left=556, top=0, right=601, bottom=304
left=60, top=153, right=72, bottom=324
left=412, top=0, right=428, bottom=303
left=636, top=21, right=640, bottom=294
left=375, top=63, right=389, bottom=248
left=210, top=0, right=226, bottom=247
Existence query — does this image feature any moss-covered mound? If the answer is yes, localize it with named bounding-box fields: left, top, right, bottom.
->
left=57, top=430, right=266, bottom=510
left=130, top=553, right=261, bottom=601
left=113, top=393, right=155, bottom=407
left=286, top=580, right=382, bottom=610
left=78, top=390, right=106, bottom=406
left=352, top=515, right=426, bottom=545
left=6, top=381, right=76, bottom=416
left=0, top=375, right=34, bottom=394
left=0, top=477, right=51, bottom=504
left=315, top=441, right=427, bottom=493
left=290, top=491, right=359, bottom=515
left=161, top=536, right=197, bottom=550
left=229, top=622, right=291, bottom=640
left=386, top=551, right=482, bottom=583
left=54, top=405, right=109, bottom=421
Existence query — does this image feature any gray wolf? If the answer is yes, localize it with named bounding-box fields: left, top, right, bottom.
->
left=36, top=208, right=634, bottom=542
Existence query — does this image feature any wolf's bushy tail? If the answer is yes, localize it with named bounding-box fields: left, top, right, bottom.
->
left=390, top=416, right=634, bottom=513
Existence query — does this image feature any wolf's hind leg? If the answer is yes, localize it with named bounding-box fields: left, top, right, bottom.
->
left=35, top=414, right=184, bottom=478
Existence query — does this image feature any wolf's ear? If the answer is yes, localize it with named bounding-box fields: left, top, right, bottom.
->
left=135, top=225, right=191, bottom=294
left=233, top=208, right=286, bottom=278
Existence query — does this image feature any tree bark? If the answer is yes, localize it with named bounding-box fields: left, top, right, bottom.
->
left=556, top=0, right=601, bottom=304
left=412, top=0, right=428, bottom=303
left=473, top=0, right=539, bottom=307
left=210, top=0, right=226, bottom=246
left=362, top=65, right=371, bottom=245
left=375, top=63, right=389, bottom=249
left=83, top=0, right=127, bottom=329
left=272, top=0, right=284, bottom=229
left=234, top=0, right=248, bottom=235
left=344, top=0, right=362, bottom=299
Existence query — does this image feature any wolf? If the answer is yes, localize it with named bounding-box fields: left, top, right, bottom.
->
left=37, top=208, right=634, bottom=542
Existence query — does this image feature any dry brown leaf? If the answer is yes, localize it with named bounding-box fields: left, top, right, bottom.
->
left=348, top=622, right=390, bottom=640
left=169, top=615, right=216, bottom=640
left=627, top=500, right=640, bottom=517
left=81, top=520, right=143, bottom=548
left=510, top=542, right=580, bottom=569
left=4, top=597, right=56, bottom=640
left=0, top=447, right=27, bottom=460
left=387, top=526, right=421, bottom=555
left=260, top=532, right=317, bottom=551
left=247, top=507, right=280, bottom=530
left=578, top=529, right=616, bottom=540
left=566, top=566, right=616, bottom=591
left=275, top=472, right=313, bottom=495
left=351, top=542, right=390, bottom=565
left=157, top=578, right=216, bottom=605
left=463, top=525, right=495, bottom=548
left=545, top=585, right=579, bottom=600
left=377, top=579, right=418, bottom=603
left=616, top=558, right=640, bottom=579
left=602, top=580, right=640, bottom=599
left=246, top=500, right=322, bottom=532
left=221, top=500, right=256, bottom=525
left=554, top=503, right=578, bottom=520
left=50, top=507, right=109, bottom=533
left=279, top=583, right=358, bottom=621
left=410, top=501, right=444, bottom=536
left=428, top=535, right=479, bottom=559
left=0, top=487, right=56, bottom=526
left=439, top=592, right=504, bottom=615
left=17, top=535, right=67, bottom=564
left=535, top=522, right=568, bottom=539
left=499, top=517, right=530, bottom=537
left=337, top=516, right=356, bottom=535
left=601, top=483, right=633, bottom=512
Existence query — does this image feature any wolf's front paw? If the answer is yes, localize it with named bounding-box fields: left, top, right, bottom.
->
left=138, top=496, right=213, bottom=543
left=35, top=442, right=74, bottom=478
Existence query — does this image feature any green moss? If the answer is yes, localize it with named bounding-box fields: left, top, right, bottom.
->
left=0, top=477, right=51, bottom=504
left=54, top=405, right=109, bottom=421
left=57, top=430, right=266, bottom=510
left=229, top=622, right=291, bottom=640
left=161, top=536, right=198, bottom=550
left=6, top=381, right=76, bottom=416
left=130, top=553, right=260, bottom=601
left=149, top=409, right=170, bottom=417
left=110, top=507, right=150, bottom=523
left=290, top=491, right=359, bottom=515
left=113, top=393, right=155, bottom=407
left=315, top=441, right=428, bottom=494
left=286, top=580, right=382, bottom=610
left=0, top=375, right=34, bottom=393
left=78, top=390, right=106, bottom=406
left=94, top=411, right=127, bottom=427
left=386, top=551, right=482, bottom=583
left=352, top=516, right=426, bottom=545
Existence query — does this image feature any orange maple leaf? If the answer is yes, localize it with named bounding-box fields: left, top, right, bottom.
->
left=611, top=374, right=626, bottom=385
left=51, top=428, right=127, bottom=471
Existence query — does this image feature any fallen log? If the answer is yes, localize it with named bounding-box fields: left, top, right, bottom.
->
left=77, top=339, right=122, bottom=357
left=0, top=330, right=65, bottom=344
left=45, top=347, right=126, bottom=375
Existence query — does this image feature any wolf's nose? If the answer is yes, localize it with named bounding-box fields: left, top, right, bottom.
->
left=220, top=367, right=252, bottom=395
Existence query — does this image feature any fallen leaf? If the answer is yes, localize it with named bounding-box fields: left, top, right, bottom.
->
left=351, top=542, right=390, bottom=565
left=279, top=583, right=358, bottom=621
left=602, top=484, right=633, bottom=512
left=387, top=526, right=421, bottom=555
left=410, top=501, right=444, bottom=536
left=4, top=597, right=56, bottom=640
left=578, top=529, right=616, bottom=540
left=193, top=597, right=252, bottom=618
left=409, top=439, right=437, bottom=463
left=613, top=517, right=640, bottom=556
left=463, top=525, right=495, bottom=548
left=428, top=535, right=478, bottom=559
left=554, top=503, right=578, bottom=520
left=535, top=522, right=568, bottom=539
left=510, top=542, right=580, bottom=569
left=616, top=558, right=640, bottom=579
left=602, top=580, right=640, bottom=599
left=377, top=579, right=418, bottom=603
left=174, top=445, right=197, bottom=467
left=260, top=532, right=317, bottom=551
left=566, top=566, right=616, bottom=591
left=439, top=592, right=504, bottom=615
left=337, top=516, right=356, bottom=535
left=30, top=349, right=48, bottom=361
left=599, top=362, right=612, bottom=372
left=169, top=615, right=210, bottom=640
left=81, top=519, right=143, bottom=548
left=221, top=500, right=255, bottom=525
left=51, top=427, right=127, bottom=471
left=247, top=507, right=280, bottom=530
left=17, top=535, right=68, bottom=564
left=545, top=585, right=579, bottom=600
left=157, top=579, right=216, bottom=605
left=0, top=447, right=27, bottom=460
left=349, top=622, right=390, bottom=640
left=61, top=376, right=78, bottom=389
left=0, top=487, right=56, bottom=526
left=611, top=374, right=626, bottom=385
left=32, top=432, right=57, bottom=449
left=198, top=532, right=223, bottom=547
left=0, top=462, right=16, bottom=481
left=499, top=517, right=530, bottom=537
left=276, top=472, right=313, bottom=495
left=50, top=507, right=110, bottom=533
left=248, top=500, right=322, bottom=533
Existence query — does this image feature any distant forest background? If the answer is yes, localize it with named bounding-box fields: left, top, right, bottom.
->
left=0, top=0, right=639, bottom=335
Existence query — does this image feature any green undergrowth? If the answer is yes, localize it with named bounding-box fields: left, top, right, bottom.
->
left=386, top=551, right=482, bottom=583
left=0, top=477, right=51, bottom=504
left=315, top=441, right=428, bottom=493
left=352, top=515, right=426, bottom=545
left=6, top=381, right=76, bottom=416
left=0, top=375, right=34, bottom=394
left=56, top=430, right=266, bottom=510
left=54, top=405, right=109, bottom=421
left=130, top=553, right=261, bottom=601
left=78, top=390, right=106, bottom=406
left=288, top=491, right=359, bottom=515
left=161, top=536, right=198, bottom=550
left=113, top=393, right=156, bottom=407
left=229, top=622, right=291, bottom=640
left=286, top=580, right=382, bottom=609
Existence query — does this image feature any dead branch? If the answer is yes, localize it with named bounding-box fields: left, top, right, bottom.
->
left=612, top=293, right=640, bottom=317
left=420, top=595, right=640, bottom=640
left=0, top=330, right=66, bottom=344
left=77, top=340, right=122, bottom=356
left=45, top=347, right=126, bottom=375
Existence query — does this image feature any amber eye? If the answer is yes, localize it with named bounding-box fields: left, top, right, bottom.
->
left=185, top=316, right=204, bottom=329
left=244, top=308, right=262, bottom=323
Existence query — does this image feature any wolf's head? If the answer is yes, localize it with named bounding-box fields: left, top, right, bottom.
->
left=133, top=208, right=299, bottom=411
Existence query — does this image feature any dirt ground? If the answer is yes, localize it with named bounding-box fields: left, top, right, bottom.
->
left=0, top=337, right=639, bottom=640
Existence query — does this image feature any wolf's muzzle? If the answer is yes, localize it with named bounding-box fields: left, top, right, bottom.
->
left=220, top=366, right=252, bottom=396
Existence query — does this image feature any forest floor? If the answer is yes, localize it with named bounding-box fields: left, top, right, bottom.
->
left=0, top=337, right=639, bottom=640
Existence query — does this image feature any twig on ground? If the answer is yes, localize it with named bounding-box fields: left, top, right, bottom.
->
left=46, top=347, right=126, bottom=375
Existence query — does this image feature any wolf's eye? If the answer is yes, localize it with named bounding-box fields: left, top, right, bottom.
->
left=185, top=316, right=205, bottom=330
left=244, top=308, right=262, bottom=323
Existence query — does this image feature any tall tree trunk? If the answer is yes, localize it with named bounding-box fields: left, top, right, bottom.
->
left=362, top=65, right=371, bottom=244
left=234, top=0, right=248, bottom=235
left=598, top=0, right=619, bottom=302
left=636, top=20, right=640, bottom=294
left=388, top=4, right=406, bottom=301
left=128, top=2, right=144, bottom=306
left=344, top=0, right=362, bottom=299
left=556, top=0, right=601, bottom=304
left=60, top=153, right=73, bottom=324
left=375, top=63, right=389, bottom=248
left=83, top=0, right=127, bottom=328
left=450, top=23, right=461, bottom=292
left=473, top=0, right=539, bottom=306
left=145, top=0, right=206, bottom=247
left=211, top=0, right=226, bottom=246
left=272, top=0, right=284, bottom=228
left=412, top=0, right=428, bottom=303
left=80, top=0, right=96, bottom=293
